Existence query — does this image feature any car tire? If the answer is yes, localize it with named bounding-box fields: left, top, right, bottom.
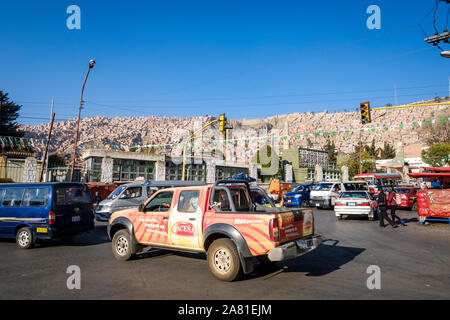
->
left=300, top=200, right=307, bottom=208
left=368, top=216, right=374, bottom=221
left=112, top=229, right=134, bottom=261
left=207, top=238, right=241, bottom=282
left=16, top=227, right=34, bottom=249
left=337, top=215, right=342, bottom=220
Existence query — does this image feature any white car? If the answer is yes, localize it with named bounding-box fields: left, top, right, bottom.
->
left=334, top=191, right=376, bottom=221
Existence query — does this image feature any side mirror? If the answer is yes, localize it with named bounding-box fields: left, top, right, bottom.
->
left=119, top=193, right=127, bottom=199
left=138, top=203, right=144, bottom=212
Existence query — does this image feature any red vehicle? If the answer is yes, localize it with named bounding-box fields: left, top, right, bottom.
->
left=408, top=167, right=450, bottom=224
left=394, top=186, right=420, bottom=211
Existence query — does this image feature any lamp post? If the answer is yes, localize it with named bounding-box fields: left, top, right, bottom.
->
left=70, top=59, right=95, bottom=181
left=440, top=50, right=450, bottom=58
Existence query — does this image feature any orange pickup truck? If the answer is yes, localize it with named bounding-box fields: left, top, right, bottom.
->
left=107, top=180, right=322, bottom=281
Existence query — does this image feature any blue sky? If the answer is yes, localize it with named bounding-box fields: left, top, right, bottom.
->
left=1, top=0, right=449, bottom=125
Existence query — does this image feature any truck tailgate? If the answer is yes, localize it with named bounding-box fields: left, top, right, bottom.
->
left=277, top=209, right=314, bottom=243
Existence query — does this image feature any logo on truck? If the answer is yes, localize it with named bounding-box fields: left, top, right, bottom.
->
left=172, top=222, right=196, bottom=237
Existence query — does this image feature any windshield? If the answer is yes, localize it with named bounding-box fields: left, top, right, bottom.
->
left=340, top=192, right=368, bottom=199
left=106, top=185, right=126, bottom=200
left=313, top=183, right=333, bottom=191
left=290, top=185, right=305, bottom=193
left=395, top=188, right=412, bottom=194
left=343, top=183, right=368, bottom=191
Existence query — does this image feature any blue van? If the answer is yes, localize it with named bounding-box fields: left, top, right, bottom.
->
left=283, top=184, right=314, bottom=207
left=0, top=182, right=94, bottom=249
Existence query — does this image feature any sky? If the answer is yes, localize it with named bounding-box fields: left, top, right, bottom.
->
left=1, top=0, right=449, bottom=125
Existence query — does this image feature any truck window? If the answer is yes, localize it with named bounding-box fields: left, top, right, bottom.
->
left=2, top=188, right=25, bottom=207
left=178, top=190, right=199, bottom=213
left=213, top=190, right=231, bottom=212
left=0, top=189, right=4, bottom=206
left=231, top=189, right=250, bottom=211
left=145, top=191, right=173, bottom=212
left=23, top=188, right=49, bottom=207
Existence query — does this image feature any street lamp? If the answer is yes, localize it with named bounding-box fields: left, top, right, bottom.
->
left=440, top=50, right=450, bottom=58
left=70, top=59, right=96, bottom=181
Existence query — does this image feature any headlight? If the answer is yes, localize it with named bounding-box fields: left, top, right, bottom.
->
left=295, top=194, right=302, bottom=198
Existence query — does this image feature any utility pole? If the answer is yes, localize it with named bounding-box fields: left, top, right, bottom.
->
left=43, top=100, right=54, bottom=182
left=39, top=112, right=55, bottom=182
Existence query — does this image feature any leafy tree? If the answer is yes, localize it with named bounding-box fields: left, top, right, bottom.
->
left=379, top=141, right=396, bottom=159
left=364, top=138, right=378, bottom=158
left=341, top=150, right=376, bottom=179
left=421, top=142, right=450, bottom=167
left=323, top=140, right=337, bottom=163
left=0, top=90, right=23, bottom=137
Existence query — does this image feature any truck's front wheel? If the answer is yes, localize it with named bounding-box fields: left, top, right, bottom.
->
left=112, top=229, right=134, bottom=261
left=207, top=239, right=241, bottom=282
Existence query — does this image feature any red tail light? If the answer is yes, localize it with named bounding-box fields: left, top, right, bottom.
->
left=48, top=211, right=56, bottom=225
left=334, top=203, right=346, bottom=206
left=269, top=218, right=279, bottom=242
left=357, top=203, right=370, bottom=206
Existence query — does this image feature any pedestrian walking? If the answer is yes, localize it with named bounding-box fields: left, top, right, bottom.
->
left=377, top=187, right=396, bottom=228
left=388, top=188, right=406, bottom=226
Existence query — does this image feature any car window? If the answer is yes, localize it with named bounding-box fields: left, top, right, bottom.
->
left=343, top=183, right=368, bottom=191
left=122, top=186, right=142, bottom=199
left=56, top=186, right=91, bottom=205
left=340, top=192, right=368, bottom=199
left=23, top=188, right=49, bottom=207
left=107, top=185, right=126, bottom=200
left=213, top=190, right=231, bottom=212
left=0, top=189, right=4, bottom=206
left=2, top=188, right=25, bottom=207
left=313, top=183, right=333, bottom=191
left=291, top=185, right=304, bottom=193
left=178, top=190, right=200, bottom=213
left=145, top=191, right=173, bottom=212
left=394, top=188, right=411, bottom=194
left=333, top=184, right=341, bottom=192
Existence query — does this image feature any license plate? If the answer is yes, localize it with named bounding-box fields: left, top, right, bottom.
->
left=36, top=227, right=47, bottom=233
left=72, top=216, right=80, bottom=222
left=348, top=202, right=356, bottom=206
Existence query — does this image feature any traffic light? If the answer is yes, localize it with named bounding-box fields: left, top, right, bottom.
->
left=218, top=113, right=227, bottom=132
left=360, top=101, right=371, bottom=124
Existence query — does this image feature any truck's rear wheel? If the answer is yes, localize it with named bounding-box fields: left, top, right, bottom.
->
left=207, top=239, right=241, bottom=282
left=112, top=229, right=133, bottom=261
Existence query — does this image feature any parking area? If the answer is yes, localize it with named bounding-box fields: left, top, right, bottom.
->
left=0, top=208, right=448, bottom=300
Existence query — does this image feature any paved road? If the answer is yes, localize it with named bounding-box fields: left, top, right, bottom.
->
left=0, top=208, right=449, bottom=299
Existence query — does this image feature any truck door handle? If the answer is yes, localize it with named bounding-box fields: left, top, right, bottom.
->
left=189, top=218, right=196, bottom=221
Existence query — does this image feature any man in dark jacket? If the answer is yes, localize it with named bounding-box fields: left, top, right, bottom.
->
left=377, top=187, right=396, bottom=228
left=388, top=188, right=406, bottom=226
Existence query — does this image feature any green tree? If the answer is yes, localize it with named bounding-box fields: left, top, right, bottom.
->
left=323, top=140, right=337, bottom=164
left=0, top=90, right=23, bottom=137
left=364, top=138, right=378, bottom=158
left=341, top=150, right=376, bottom=179
left=421, top=142, right=450, bottom=167
left=379, top=141, right=396, bottom=159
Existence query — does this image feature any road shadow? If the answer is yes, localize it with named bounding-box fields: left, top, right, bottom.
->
left=242, top=239, right=365, bottom=280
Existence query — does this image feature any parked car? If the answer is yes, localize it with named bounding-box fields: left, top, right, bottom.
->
left=95, top=180, right=206, bottom=221
left=283, top=184, right=313, bottom=207
left=0, top=182, right=94, bottom=249
left=107, top=180, right=322, bottom=281
left=334, top=191, right=377, bottom=220
left=310, top=181, right=369, bottom=209
left=394, top=187, right=420, bottom=211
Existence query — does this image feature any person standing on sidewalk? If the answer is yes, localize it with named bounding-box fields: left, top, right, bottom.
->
left=377, top=187, right=396, bottom=228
